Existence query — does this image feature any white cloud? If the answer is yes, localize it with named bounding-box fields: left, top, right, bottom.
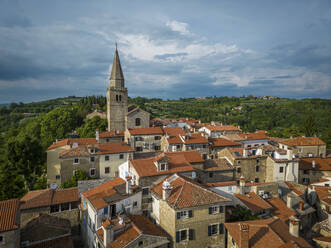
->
left=166, top=20, right=190, bottom=35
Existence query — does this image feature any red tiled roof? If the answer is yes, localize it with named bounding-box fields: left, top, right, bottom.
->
left=235, top=192, right=273, bottom=213
left=130, top=214, right=168, bottom=237
left=167, top=136, right=182, bottom=144
left=0, top=199, right=19, bottom=232
left=128, top=127, right=163, bottom=135
left=210, top=138, right=241, bottom=147
left=266, top=197, right=296, bottom=222
left=82, top=178, right=126, bottom=210
left=151, top=174, right=230, bottom=209
left=205, top=125, right=240, bottom=131
left=47, top=138, right=97, bottom=150
left=97, top=143, right=134, bottom=154
left=163, top=127, right=186, bottom=137
left=108, top=225, right=140, bottom=248
left=205, top=181, right=237, bottom=187
left=280, top=137, right=326, bottom=147
left=313, top=236, right=331, bottom=242
left=59, top=145, right=90, bottom=158
left=181, top=133, right=208, bottom=144
left=99, top=130, right=124, bottom=138
left=130, top=154, right=194, bottom=178
left=299, top=158, right=331, bottom=171
left=20, top=188, right=78, bottom=210
left=237, top=132, right=269, bottom=141
left=164, top=150, right=204, bottom=163
left=225, top=218, right=311, bottom=248
left=284, top=182, right=306, bottom=196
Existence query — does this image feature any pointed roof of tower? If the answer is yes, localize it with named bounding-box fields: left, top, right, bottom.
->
left=110, top=47, right=124, bottom=81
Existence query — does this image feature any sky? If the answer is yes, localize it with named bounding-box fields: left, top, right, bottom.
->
left=0, top=0, right=331, bottom=103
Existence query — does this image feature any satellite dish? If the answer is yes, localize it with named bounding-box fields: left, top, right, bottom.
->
left=50, top=183, right=58, bottom=190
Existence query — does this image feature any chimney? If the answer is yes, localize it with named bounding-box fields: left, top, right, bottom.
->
left=287, top=194, right=295, bottom=209
left=289, top=216, right=300, bottom=237
left=243, top=149, right=248, bottom=158
left=96, top=130, right=99, bottom=143
left=299, top=200, right=304, bottom=211
left=103, top=222, right=114, bottom=247
left=162, top=180, right=172, bottom=200
left=239, top=224, right=249, bottom=248
left=239, top=176, right=245, bottom=195
left=126, top=176, right=132, bottom=194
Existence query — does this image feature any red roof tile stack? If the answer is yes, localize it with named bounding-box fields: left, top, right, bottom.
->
left=0, top=199, right=19, bottom=232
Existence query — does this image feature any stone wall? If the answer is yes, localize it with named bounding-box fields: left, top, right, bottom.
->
left=107, top=86, right=128, bottom=131
left=200, top=169, right=234, bottom=184
left=126, top=109, right=150, bottom=129
left=20, top=206, right=50, bottom=227
left=0, top=229, right=20, bottom=248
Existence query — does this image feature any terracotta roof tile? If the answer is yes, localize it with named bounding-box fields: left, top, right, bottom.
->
left=108, top=225, right=140, bottom=248
left=167, top=136, right=182, bottom=144
left=299, top=158, right=331, bottom=171
left=163, top=127, right=186, bottom=137
left=182, top=133, right=208, bottom=144
left=99, top=130, right=124, bottom=138
left=164, top=150, right=204, bottom=163
left=130, top=153, right=195, bottom=178
left=20, top=188, right=78, bottom=210
left=205, top=125, right=240, bottom=131
left=128, top=127, right=163, bottom=135
left=97, top=143, right=134, bottom=154
left=151, top=174, right=230, bottom=209
left=237, top=132, right=269, bottom=141
left=205, top=181, right=237, bottom=187
left=0, top=199, right=19, bottom=232
left=47, top=138, right=97, bottom=150
left=284, top=182, right=306, bottom=196
left=210, top=138, right=242, bottom=147
left=203, top=159, right=234, bottom=171
left=59, top=145, right=90, bottom=158
left=82, top=178, right=126, bottom=210
left=234, top=192, right=273, bottom=213
left=225, top=218, right=311, bottom=248
left=280, top=137, right=326, bottom=147
left=266, top=197, right=296, bottom=222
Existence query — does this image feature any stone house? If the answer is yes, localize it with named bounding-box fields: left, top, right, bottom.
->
left=0, top=199, right=20, bottom=248
left=20, top=214, right=74, bottom=248
left=199, top=124, right=241, bottom=138
left=278, top=136, right=326, bottom=158
left=218, top=147, right=268, bottom=183
left=125, top=127, right=163, bottom=153
left=47, top=138, right=97, bottom=186
left=236, top=131, right=269, bottom=148
left=161, top=127, right=186, bottom=153
left=209, top=138, right=242, bottom=159
left=98, top=130, right=124, bottom=144
left=126, top=105, right=150, bottom=129
left=47, top=138, right=133, bottom=185
left=150, top=174, right=231, bottom=248
left=86, top=109, right=107, bottom=120
left=19, top=187, right=80, bottom=228
left=179, top=133, right=209, bottom=159
left=266, top=148, right=299, bottom=182
left=95, top=215, right=169, bottom=248
left=224, top=217, right=312, bottom=248
left=200, top=159, right=235, bottom=183
left=298, top=158, right=331, bottom=185
left=122, top=152, right=198, bottom=215
left=80, top=177, right=142, bottom=248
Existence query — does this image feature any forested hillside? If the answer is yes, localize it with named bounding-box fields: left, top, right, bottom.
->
left=0, top=95, right=330, bottom=201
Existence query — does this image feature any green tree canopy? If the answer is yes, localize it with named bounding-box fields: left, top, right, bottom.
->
left=76, top=116, right=107, bottom=138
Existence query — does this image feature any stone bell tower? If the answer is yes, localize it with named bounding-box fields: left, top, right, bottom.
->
left=106, top=47, right=128, bottom=131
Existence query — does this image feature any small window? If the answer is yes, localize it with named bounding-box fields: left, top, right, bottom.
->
left=209, top=206, right=219, bottom=214
left=90, top=168, right=96, bottom=177
left=138, top=241, right=143, bottom=246
left=279, top=167, right=284, bottom=173
left=104, top=206, right=108, bottom=215
left=119, top=154, right=124, bottom=159
left=105, top=155, right=109, bottom=161
left=237, top=167, right=241, bottom=173
left=133, top=201, right=138, bottom=207
left=177, top=210, right=187, bottom=219
left=160, top=163, right=166, bottom=171
left=209, top=172, right=213, bottom=178
left=256, top=159, right=259, bottom=163
left=303, top=170, right=308, bottom=175
left=73, top=170, right=77, bottom=176
left=176, top=144, right=181, bottom=149
left=55, top=175, right=60, bottom=180
left=256, top=165, right=259, bottom=172
left=154, top=136, right=161, bottom=140
left=203, top=144, right=207, bottom=148
left=0, top=235, right=3, bottom=243
left=74, top=158, right=79, bottom=164
left=116, top=95, right=118, bottom=101
left=176, top=229, right=187, bottom=242
left=142, top=188, right=149, bottom=195
left=155, top=146, right=161, bottom=151
left=208, top=224, right=218, bottom=236
left=136, top=147, right=143, bottom=152
left=255, top=178, right=259, bottom=183
left=237, top=160, right=241, bottom=164
left=119, top=95, right=122, bottom=101
left=90, top=156, right=95, bottom=162
left=298, top=148, right=303, bottom=153
left=135, top=118, right=141, bottom=126
left=105, top=167, right=110, bottom=174
left=203, top=154, right=207, bottom=160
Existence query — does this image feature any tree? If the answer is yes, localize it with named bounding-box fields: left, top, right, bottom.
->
left=6, top=135, right=45, bottom=190
left=62, top=169, right=89, bottom=188
left=228, top=205, right=259, bottom=222
left=303, top=114, right=318, bottom=137
left=76, top=116, right=107, bottom=138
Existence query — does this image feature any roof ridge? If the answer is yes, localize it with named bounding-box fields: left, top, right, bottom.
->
left=173, top=179, right=186, bottom=208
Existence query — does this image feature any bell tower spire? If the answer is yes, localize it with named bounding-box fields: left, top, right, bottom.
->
left=106, top=46, right=128, bottom=131
left=109, top=44, right=124, bottom=89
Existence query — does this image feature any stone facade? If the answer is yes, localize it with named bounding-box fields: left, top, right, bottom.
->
left=279, top=143, right=326, bottom=158
left=299, top=169, right=331, bottom=185
left=125, top=132, right=162, bottom=153
left=266, top=157, right=299, bottom=183
left=0, top=229, right=20, bottom=248
left=126, top=107, right=150, bottom=129
left=47, top=146, right=70, bottom=186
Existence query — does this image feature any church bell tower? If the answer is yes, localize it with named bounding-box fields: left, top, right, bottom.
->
left=106, top=47, right=128, bottom=131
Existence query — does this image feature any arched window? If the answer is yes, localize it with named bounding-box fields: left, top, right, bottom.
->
left=116, top=95, right=119, bottom=101
left=119, top=95, right=122, bottom=102
left=135, top=118, right=141, bottom=126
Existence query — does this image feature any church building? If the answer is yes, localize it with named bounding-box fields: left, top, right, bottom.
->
left=106, top=47, right=150, bottom=131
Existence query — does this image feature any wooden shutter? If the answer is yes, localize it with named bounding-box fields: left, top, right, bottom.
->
left=188, top=210, right=193, bottom=218
left=208, top=225, right=212, bottom=236
left=176, top=231, right=180, bottom=242
left=209, top=207, right=212, bottom=214
left=219, top=223, right=224, bottom=234
left=189, top=229, right=195, bottom=240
